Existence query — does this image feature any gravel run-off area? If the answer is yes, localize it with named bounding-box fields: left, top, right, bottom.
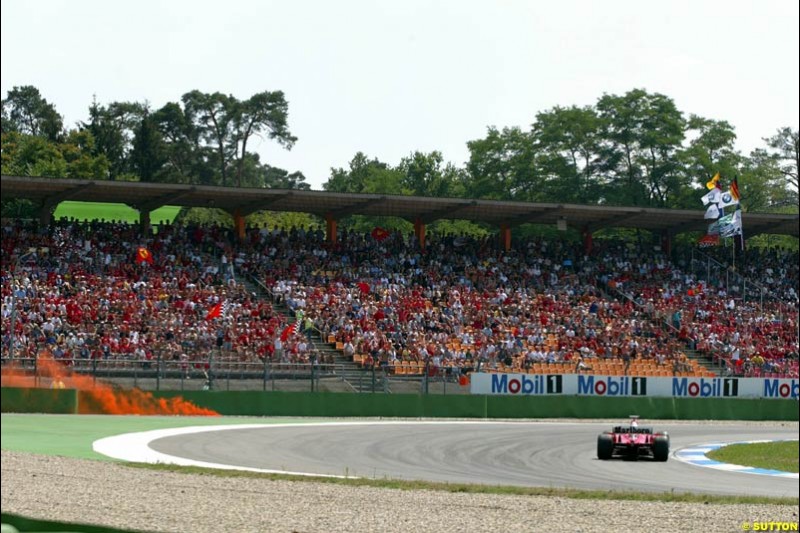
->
left=2, top=450, right=798, bottom=533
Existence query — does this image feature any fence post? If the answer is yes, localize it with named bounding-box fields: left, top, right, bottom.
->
left=423, top=358, right=430, bottom=395
left=156, top=351, right=161, bottom=391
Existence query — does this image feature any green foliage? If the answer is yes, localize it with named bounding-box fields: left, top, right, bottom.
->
left=765, top=127, right=799, bottom=191
left=325, top=152, right=405, bottom=194
left=533, top=105, right=603, bottom=204
left=465, top=126, right=538, bottom=200
left=429, top=219, right=491, bottom=238
left=131, top=111, right=167, bottom=182
left=176, top=207, right=235, bottom=227
left=246, top=210, right=321, bottom=231
left=1, top=85, right=64, bottom=141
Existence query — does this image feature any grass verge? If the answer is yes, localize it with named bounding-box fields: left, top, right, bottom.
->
left=125, top=462, right=799, bottom=506
left=706, top=440, right=799, bottom=473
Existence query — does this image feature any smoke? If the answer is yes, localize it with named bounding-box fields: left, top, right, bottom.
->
left=1, top=356, right=218, bottom=416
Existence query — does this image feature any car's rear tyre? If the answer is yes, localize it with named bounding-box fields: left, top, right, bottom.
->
left=653, top=436, right=669, bottom=462
left=597, top=434, right=614, bottom=460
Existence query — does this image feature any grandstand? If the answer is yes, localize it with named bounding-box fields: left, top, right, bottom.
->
left=1, top=176, right=798, bottom=391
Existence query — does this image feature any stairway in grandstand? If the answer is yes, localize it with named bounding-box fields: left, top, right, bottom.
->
left=241, top=276, right=387, bottom=393
left=602, top=283, right=723, bottom=377
left=684, top=349, right=723, bottom=377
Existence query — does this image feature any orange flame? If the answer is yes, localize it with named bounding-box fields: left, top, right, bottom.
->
left=1, top=355, right=218, bottom=416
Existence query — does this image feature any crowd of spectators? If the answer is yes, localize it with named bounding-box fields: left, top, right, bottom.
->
left=2, top=217, right=797, bottom=380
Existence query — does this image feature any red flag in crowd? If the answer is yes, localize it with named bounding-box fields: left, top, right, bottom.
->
left=371, top=227, right=390, bottom=241
left=136, top=247, right=154, bottom=264
left=357, top=282, right=370, bottom=294
left=280, top=323, right=297, bottom=342
left=206, top=300, right=229, bottom=320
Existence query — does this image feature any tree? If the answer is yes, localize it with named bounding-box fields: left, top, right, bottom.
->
left=232, top=91, right=297, bottom=188
left=131, top=110, right=167, bottom=182
left=596, top=89, right=686, bottom=207
left=261, top=164, right=310, bottom=190
left=764, top=127, right=799, bottom=191
left=676, top=115, right=742, bottom=209
left=742, top=148, right=795, bottom=212
left=1, top=85, right=64, bottom=142
left=152, top=102, right=204, bottom=184
left=324, top=152, right=404, bottom=194
left=82, top=98, right=145, bottom=180
left=532, top=105, right=603, bottom=203
left=182, top=91, right=236, bottom=186
left=396, top=151, right=456, bottom=198
left=465, top=126, right=539, bottom=200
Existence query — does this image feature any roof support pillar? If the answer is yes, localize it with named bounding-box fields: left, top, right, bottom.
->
left=582, top=225, right=593, bottom=255
left=232, top=209, right=246, bottom=241
left=326, top=213, right=338, bottom=245
left=499, top=224, right=511, bottom=252
left=38, top=200, right=55, bottom=227
left=414, top=218, right=426, bottom=252
left=660, top=229, right=672, bottom=257
left=139, top=210, right=151, bottom=236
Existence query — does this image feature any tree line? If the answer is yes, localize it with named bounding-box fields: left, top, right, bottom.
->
left=1, top=85, right=797, bottom=221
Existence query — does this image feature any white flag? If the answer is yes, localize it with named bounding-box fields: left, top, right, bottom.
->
left=701, top=188, right=721, bottom=206
left=717, top=190, right=739, bottom=209
left=704, top=204, right=720, bottom=219
left=719, top=209, right=742, bottom=238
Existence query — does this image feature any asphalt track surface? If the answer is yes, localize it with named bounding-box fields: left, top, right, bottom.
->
left=148, top=421, right=799, bottom=498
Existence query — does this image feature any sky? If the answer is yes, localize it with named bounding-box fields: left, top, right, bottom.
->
left=2, top=0, right=798, bottom=191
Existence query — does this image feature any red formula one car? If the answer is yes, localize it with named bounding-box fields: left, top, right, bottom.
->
left=596, top=416, right=669, bottom=461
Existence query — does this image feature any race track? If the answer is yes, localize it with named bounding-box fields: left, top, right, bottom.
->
left=147, top=421, right=799, bottom=498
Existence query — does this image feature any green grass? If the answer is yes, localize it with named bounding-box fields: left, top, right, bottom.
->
left=706, top=441, right=799, bottom=473
left=0, top=414, right=315, bottom=459
left=126, top=462, right=799, bottom=506
left=53, top=201, right=180, bottom=225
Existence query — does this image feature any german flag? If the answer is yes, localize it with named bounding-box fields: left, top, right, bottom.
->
left=729, top=176, right=740, bottom=202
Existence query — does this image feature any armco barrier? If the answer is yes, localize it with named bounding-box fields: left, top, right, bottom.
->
left=2, top=388, right=797, bottom=420
left=0, top=387, right=77, bottom=414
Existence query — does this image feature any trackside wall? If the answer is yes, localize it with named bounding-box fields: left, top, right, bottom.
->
left=147, top=391, right=798, bottom=421
left=0, top=387, right=77, bottom=414
left=1, top=388, right=796, bottom=420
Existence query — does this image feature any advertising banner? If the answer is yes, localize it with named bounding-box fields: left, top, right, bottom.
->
left=469, top=373, right=798, bottom=400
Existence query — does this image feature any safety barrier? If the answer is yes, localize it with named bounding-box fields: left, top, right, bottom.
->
left=146, top=390, right=797, bottom=421
left=2, top=387, right=796, bottom=420
left=0, top=387, right=77, bottom=414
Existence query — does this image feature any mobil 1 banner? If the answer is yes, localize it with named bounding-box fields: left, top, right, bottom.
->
left=471, top=373, right=564, bottom=395
left=470, top=373, right=644, bottom=397
left=469, top=373, right=798, bottom=399
left=578, top=375, right=798, bottom=399
left=660, top=376, right=798, bottom=399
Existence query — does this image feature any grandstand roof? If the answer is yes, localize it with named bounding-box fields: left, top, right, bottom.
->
left=2, top=174, right=798, bottom=236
